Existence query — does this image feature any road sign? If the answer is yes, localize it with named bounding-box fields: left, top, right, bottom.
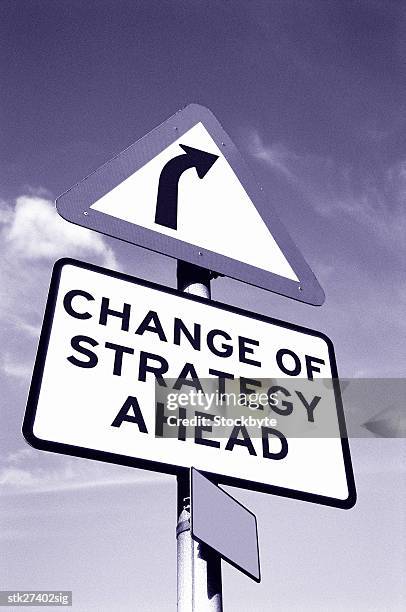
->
left=23, top=258, right=355, bottom=509
left=56, top=104, right=325, bottom=306
left=191, top=469, right=260, bottom=582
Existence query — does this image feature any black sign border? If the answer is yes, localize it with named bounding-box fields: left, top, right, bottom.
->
left=22, top=258, right=356, bottom=509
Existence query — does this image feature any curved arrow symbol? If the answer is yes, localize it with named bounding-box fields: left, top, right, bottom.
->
left=154, top=144, right=219, bottom=230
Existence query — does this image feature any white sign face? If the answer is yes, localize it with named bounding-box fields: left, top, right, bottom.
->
left=24, top=259, right=355, bottom=509
left=90, top=122, right=298, bottom=282
left=56, top=104, right=325, bottom=305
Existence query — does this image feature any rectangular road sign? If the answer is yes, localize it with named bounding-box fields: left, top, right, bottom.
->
left=191, top=468, right=260, bottom=582
left=23, top=258, right=355, bottom=509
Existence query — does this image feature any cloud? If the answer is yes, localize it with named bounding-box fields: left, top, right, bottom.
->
left=248, top=131, right=296, bottom=180
left=248, top=130, right=406, bottom=256
left=0, top=200, right=13, bottom=223
left=0, top=353, right=32, bottom=381
left=0, top=446, right=167, bottom=495
left=9, top=317, right=40, bottom=338
left=244, top=129, right=406, bottom=378
left=0, top=194, right=118, bottom=382
left=3, top=195, right=116, bottom=267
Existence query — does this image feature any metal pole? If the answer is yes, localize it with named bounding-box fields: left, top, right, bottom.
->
left=176, top=260, right=223, bottom=612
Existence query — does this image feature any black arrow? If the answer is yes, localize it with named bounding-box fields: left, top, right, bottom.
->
left=154, top=144, right=219, bottom=230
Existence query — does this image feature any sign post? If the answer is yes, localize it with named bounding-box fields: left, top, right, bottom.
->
left=176, top=260, right=223, bottom=611
left=22, top=104, right=356, bottom=610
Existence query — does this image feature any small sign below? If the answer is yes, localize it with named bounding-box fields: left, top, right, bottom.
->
left=191, top=468, right=260, bottom=582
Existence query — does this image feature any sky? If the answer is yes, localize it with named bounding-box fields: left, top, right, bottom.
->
left=0, top=1, right=405, bottom=610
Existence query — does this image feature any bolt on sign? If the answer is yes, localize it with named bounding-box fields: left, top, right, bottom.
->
left=23, top=259, right=356, bottom=509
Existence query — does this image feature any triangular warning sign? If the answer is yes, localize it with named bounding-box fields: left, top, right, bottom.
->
left=91, top=122, right=298, bottom=282
left=56, top=104, right=324, bottom=305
